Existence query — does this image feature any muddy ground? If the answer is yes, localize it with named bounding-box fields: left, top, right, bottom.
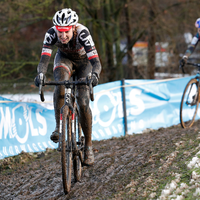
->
left=1, top=121, right=200, bottom=200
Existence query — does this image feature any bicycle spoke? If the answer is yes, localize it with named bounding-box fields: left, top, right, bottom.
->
left=180, top=78, right=199, bottom=128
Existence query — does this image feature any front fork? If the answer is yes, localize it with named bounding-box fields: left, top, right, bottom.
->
left=58, top=87, right=76, bottom=151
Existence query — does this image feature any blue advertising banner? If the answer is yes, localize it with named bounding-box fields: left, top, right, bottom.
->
left=124, top=77, right=191, bottom=133
left=91, top=81, right=125, bottom=140
left=0, top=98, right=57, bottom=159
left=0, top=76, right=196, bottom=159
left=90, top=76, right=193, bottom=137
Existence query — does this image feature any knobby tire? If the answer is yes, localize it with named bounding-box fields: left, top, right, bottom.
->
left=73, top=107, right=83, bottom=182
left=61, top=107, right=72, bottom=194
left=180, top=78, right=199, bottom=128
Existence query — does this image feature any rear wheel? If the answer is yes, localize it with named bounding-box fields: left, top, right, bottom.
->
left=180, top=78, right=199, bottom=128
left=73, top=108, right=83, bottom=182
left=61, top=107, right=72, bottom=194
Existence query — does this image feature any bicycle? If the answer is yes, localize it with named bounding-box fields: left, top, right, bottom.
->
left=38, top=73, right=94, bottom=194
left=180, top=62, right=200, bottom=128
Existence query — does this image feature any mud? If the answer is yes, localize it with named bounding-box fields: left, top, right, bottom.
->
left=1, top=121, right=200, bottom=199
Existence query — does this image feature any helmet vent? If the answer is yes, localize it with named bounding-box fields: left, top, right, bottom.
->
left=67, top=16, right=71, bottom=24
left=56, top=15, right=61, bottom=25
left=61, top=13, right=65, bottom=23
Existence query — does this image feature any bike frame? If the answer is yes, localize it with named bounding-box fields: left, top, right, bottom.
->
left=180, top=62, right=200, bottom=128
left=58, top=87, right=75, bottom=151
left=188, top=63, right=200, bottom=100
left=38, top=75, right=94, bottom=194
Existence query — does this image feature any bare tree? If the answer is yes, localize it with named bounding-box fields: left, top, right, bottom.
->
left=1, top=0, right=200, bottom=86
left=147, top=0, right=156, bottom=79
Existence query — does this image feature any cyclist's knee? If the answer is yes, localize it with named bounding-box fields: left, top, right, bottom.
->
left=53, top=65, right=71, bottom=81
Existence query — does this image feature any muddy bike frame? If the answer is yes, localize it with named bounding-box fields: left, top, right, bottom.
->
left=180, top=62, right=200, bottom=128
left=38, top=74, right=94, bottom=194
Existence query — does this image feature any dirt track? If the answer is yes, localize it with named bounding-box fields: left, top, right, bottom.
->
left=1, top=121, right=200, bottom=200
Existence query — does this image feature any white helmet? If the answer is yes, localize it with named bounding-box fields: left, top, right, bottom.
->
left=195, top=18, right=200, bottom=28
left=53, top=8, right=78, bottom=26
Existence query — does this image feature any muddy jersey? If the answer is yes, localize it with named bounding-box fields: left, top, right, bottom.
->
left=37, top=23, right=101, bottom=77
left=185, top=32, right=200, bottom=57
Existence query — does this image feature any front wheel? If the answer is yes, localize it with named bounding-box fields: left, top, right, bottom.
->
left=61, top=107, right=72, bottom=194
left=180, top=78, right=199, bottom=128
left=73, top=108, right=83, bottom=182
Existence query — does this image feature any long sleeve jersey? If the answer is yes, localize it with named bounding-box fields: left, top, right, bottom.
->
left=184, top=32, right=200, bottom=58
left=37, top=23, right=101, bottom=77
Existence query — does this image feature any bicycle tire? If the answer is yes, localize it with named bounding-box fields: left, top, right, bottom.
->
left=73, top=107, right=83, bottom=182
left=61, top=107, right=72, bottom=194
left=180, top=78, right=199, bottom=128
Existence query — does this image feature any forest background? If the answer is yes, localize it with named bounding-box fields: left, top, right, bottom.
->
left=0, top=0, right=200, bottom=93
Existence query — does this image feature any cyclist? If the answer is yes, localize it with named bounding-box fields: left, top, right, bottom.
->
left=34, top=8, right=102, bottom=166
left=180, top=18, right=200, bottom=66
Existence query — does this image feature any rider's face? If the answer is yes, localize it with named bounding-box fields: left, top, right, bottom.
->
left=57, top=26, right=75, bottom=44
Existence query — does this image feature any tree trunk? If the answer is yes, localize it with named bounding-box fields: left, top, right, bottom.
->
left=112, top=0, right=123, bottom=80
left=147, top=0, right=156, bottom=79
left=104, top=0, right=115, bottom=81
left=124, top=0, right=134, bottom=79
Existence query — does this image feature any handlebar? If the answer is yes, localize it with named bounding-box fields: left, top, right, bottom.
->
left=180, top=62, right=200, bottom=74
left=39, top=78, right=94, bottom=102
left=186, top=62, right=200, bottom=67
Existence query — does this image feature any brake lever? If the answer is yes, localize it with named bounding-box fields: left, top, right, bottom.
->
left=179, top=64, right=185, bottom=74
left=181, top=66, right=185, bottom=74
left=39, top=87, right=45, bottom=102
left=89, top=82, right=94, bottom=101
left=39, top=73, right=45, bottom=102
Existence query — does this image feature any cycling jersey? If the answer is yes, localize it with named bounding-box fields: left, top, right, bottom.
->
left=37, top=23, right=101, bottom=77
left=185, top=32, right=200, bottom=57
